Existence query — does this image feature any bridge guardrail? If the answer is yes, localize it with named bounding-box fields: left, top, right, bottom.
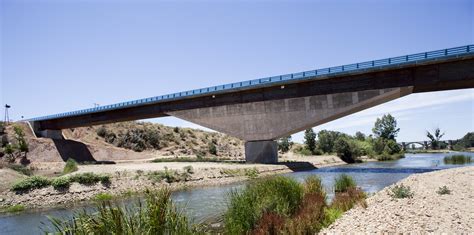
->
left=29, top=44, right=474, bottom=121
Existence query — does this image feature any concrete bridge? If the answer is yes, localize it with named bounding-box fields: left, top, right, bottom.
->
left=28, top=45, right=474, bottom=163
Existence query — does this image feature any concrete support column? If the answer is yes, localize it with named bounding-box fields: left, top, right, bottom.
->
left=244, top=140, right=278, bottom=164
left=38, top=129, right=64, bottom=139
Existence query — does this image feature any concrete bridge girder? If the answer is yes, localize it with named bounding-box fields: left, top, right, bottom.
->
left=168, top=86, right=414, bottom=163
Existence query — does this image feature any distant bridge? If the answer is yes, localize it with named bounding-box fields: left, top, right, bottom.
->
left=399, top=140, right=458, bottom=150
left=28, top=45, right=474, bottom=163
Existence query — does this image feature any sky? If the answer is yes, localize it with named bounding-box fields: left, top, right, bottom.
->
left=1, top=0, right=473, bottom=143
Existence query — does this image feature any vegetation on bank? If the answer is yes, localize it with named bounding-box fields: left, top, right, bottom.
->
left=224, top=175, right=366, bottom=234
left=11, top=172, right=111, bottom=192
left=0, top=204, right=25, bottom=213
left=146, top=166, right=194, bottom=183
left=44, top=189, right=199, bottom=234
left=443, top=154, right=472, bottom=165
left=389, top=184, right=414, bottom=199
left=151, top=156, right=233, bottom=163
left=0, top=125, right=29, bottom=163
left=284, top=114, right=404, bottom=163
left=43, top=175, right=365, bottom=234
left=63, top=159, right=79, bottom=174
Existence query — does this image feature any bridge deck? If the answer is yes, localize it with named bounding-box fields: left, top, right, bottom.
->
left=29, top=45, right=474, bottom=123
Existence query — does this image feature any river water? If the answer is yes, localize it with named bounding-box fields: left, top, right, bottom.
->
left=1, top=152, right=472, bottom=234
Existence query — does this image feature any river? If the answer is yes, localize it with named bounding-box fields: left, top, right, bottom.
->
left=1, top=152, right=472, bottom=234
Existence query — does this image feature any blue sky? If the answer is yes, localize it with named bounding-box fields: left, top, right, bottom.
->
left=1, top=0, right=473, bottom=143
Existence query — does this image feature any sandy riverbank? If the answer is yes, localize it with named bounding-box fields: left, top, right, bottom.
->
left=0, top=155, right=345, bottom=211
left=322, top=166, right=474, bottom=234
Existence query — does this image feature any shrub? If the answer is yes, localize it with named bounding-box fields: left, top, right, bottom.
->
left=7, top=164, right=32, bottom=175
left=244, top=168, right=259, bottom=179
left=44, top=188, right=197, bottom=234
left=224, top=176, right=304, bottom=234
left=322, top=207, right=343, bottom=227
left=331, top=187, right=366, bottom=211
left=11, top=176, right=51, bottom=192
left=208, top=142, right=217, bottom=155
left=96, top=126, right=108, bottom=137
left=334, top=174, right=356, bottom=193
left=51, top=177, right=71, bottom=190
left=443, top=155, right=472, bottom=164
left=437, top=186, right=451, bottom=195
left=303, top=175, right=326, bottom=199
left=63, top=159, right=78, bottom=174
left=334, top=137, right=361, bottom=163
left=389, top=184, right=414, bottom=199
left=70, top=172, right=110, bottom=185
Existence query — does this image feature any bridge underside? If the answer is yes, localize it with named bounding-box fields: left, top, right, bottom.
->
left=169, top=87, right=413, bottom=163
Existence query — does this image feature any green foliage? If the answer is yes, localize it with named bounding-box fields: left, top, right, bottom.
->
left=426, top=128, right=445, bottom=150
left=303, top=175, right=326, bottom=199
left=453, top=132, right=474, bottom=150
left=376, top=152, right=405, bottom=161
left=293, top=145, right=313, bottom=156
left=94, top=192, right=113, bottom=201
left=147, top=167, right=192, bottom=183
left=70, top=173, right=110, bottom=185
left=96, top=126, right=108, bottom=137
left=244, top=168, right=259, bottom=179
left=372, top=114, right=399, bottom=140
left=51, top=177, right=71, bottom=190
left=11, top=176, right=51, bottom=192
left=331, top=187, right=366, bottom=212
left=443, top=154, right=472, bottom=164
left=436, top=186, right=451, bottom=195
left=7, top=164, right=32, bottom=175
left=334, top=137, right=361, bottom=163
left=151, top=156, right=231, bottom=163
left=355, top=131, right=366, bottom=141
left=3, top=204, right=25, bottom=213
left=304, top=129, right=317, bottom=154
left=3, top=143, right=14, bottom=155
left=13, top=125, right=28, bottom=153
left=277, top=136, right=293, bottom=153
left=224, top=176, right=304, bottom=234
left=44, top=188, right=198, bottom=234
left=208, top=142, right=217, bottom=155
left=63, top=159, right=79, bottom=174
left=317, top=130, right=344, bottom=153
left=389, top=184, right=414, bottom=199
left=322, top=207, right=343, bottom=227
left=334, top=174, right=356, bottom=193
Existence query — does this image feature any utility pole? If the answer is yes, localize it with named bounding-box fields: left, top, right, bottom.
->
left=4, top=104, right=11, bottom=124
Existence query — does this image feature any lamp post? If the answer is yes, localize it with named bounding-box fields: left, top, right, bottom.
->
left=4, top=104, right=11, bottom=124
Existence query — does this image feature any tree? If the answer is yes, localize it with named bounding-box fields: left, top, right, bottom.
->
left=334, top=137, right=361, bottom=163
left=277, top=136, right=293, bottom=153
left=372, top=114, right=400, bottom=140
left=453, top=132, right=474, bottom=150
left=304, top=129, right=317, bottom=154
left=426, top=128, right=445, bottom=150
left=355, top=131, right=366, bottom=141
left=317, top=130, right=344, bottom=153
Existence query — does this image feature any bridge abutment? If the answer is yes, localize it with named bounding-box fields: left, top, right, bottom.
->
left=245, top=140, right=278, bottom=164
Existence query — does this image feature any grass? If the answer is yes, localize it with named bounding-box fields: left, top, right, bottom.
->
left=147, top=167, right=193, bottom=183
left=223, top=174, right=365, bottom=234
left=151, top=156, right=232, bottom=163
left=437, top=186, right=451, bottom=195
left=11, top=176, right=51, bottom=192
left=69, top=172, right=110, bottom=185
left=63, top=159, right=79, bottom=174
left=1, top=204, right=26, bottom=213
left=376, top=153, right=405, bottom=161
left=43, top=188, right=199, bottom=234
left=389, top=184, right=414, bottom=199
left=334, top=174, right=356, bottom=193
left=7, top=164, right=32, bottom=176
left=443, top=154, right=472, bottom=164
left=94, top=192, right=113, bottom=201
left=220, top=168, right=260, bottom=179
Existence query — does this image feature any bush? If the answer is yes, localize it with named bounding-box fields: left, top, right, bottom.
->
left=303, top=175, right=325, bottom=198
left=389, top=184, right=414, bottom=199
left=63, top=159, right=78, bottom=174
left=322, top=207, right=343, bottom=227
left=331, top=187, right=366, bottom=211
left=4, top=204, right=25, bottom=213
left=11, top=176, right=51, bottom=192
left=208, top=142, right=217, bottom=155
left=70, top=172, right=110, bottom=185
left=51, top=177, right=71, bottom=190
left=224, top=176, right=304, bottom=234
left=443, top=155, right=472, bottom=164
left=44, top=188, right=197, bottom=234
left=96, top=126, right=108, bottom=137
left=244, top=168, right=259, bottom=179
left=7, top=164, right=32, bottom=175
left=334, top=174, right=356, bottom=193
left=334, top=138, right=361, bottom=163
left=436, top=186, right=451, bottom=195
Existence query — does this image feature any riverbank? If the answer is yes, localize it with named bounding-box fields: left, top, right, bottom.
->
left=322, top=165, right=474, bottom=234
left=0, top=155, right=345, bottom=211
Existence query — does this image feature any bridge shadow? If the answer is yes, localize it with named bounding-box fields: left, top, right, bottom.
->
left=52, top=139, right=115, bottom=164
left=277, top=161, right=317, bottom=172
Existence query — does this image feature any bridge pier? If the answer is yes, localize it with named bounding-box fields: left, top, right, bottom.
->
left=244, top=140, right=278, bottom=164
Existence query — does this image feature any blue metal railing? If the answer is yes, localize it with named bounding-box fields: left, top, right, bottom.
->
left=29, top=44, right=474, bottom=121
